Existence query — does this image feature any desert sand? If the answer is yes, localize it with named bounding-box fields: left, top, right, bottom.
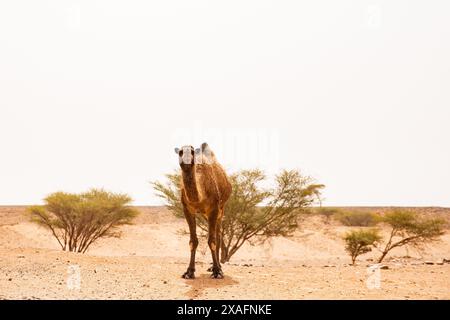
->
left=0, top=206, right=449, bottom=300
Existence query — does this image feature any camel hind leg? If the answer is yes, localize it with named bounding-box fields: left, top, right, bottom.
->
left=216, top=205, right=224, bottom=267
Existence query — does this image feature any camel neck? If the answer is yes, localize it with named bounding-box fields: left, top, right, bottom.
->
left=182, top=167, right=199, bottom=202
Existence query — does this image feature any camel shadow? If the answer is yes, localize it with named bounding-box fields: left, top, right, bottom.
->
left=184, top=273, right=239, bottom=299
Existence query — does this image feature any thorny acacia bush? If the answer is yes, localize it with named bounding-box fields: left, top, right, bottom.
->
left=152, top=169, right=324, bottom=263
left=28, top=189, right=139, bottom=253
left=343, top=229, right=381, bottom=265
left=337, top=210, right=379, bottom=227
left=376, top=210, right=446, bottom=263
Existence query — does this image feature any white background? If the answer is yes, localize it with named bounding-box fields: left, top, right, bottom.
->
left=0, top=1, right=449, bottom=206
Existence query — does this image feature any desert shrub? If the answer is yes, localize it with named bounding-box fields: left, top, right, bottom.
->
left=153, top=169, right=324, bottom=263
left=344, top=229, right=381, bottom=265
left=28, top=189, right=139, bottom=253
left=376, top=210, right=446, bottom=263
left=337, top=211, right=378, bottom=227
left=315, top=207, right=340, bottom=224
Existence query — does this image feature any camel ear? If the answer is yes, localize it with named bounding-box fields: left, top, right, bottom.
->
left=174, top=147, right=180, bottom=154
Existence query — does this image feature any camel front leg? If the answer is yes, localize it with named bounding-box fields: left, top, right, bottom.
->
left=207, top=209, right=223, bottom=272
left=182, top=206, right=198, bottom=279
left=208, top=207, right=223, bottom=279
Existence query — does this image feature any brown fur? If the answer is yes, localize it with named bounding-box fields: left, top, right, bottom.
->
left=175, top=143, right=231, bottom=279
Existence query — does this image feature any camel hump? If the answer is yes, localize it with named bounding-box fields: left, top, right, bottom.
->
left=201, top=142, right=209, bottom=151
left=195, top=142, right=217, bottom=165
left=202, top=143, right=215, bottom=157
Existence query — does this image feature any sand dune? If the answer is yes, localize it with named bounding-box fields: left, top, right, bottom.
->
left=0, top=206, right=449, bottom=300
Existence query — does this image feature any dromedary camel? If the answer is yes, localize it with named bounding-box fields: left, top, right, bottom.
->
left=174, top=143, right=232, bottom=279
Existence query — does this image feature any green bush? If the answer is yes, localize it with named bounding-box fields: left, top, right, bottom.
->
left=376, top=210, right=446, bottom=263
left=315, top=207, right=340, bottom=223
left=337, top=211, right=378, bottom=227
left=28, top=189, right=139, bottom=253
left=153, top=169, right=325, bottom=263
left=344, top=229, right=381, bottom=265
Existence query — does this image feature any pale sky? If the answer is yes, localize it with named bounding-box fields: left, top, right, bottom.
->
left=0, top=1, right=449, bottom=206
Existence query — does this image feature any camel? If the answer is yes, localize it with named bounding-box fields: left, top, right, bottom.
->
left=174, top=143, right=232, bottom=279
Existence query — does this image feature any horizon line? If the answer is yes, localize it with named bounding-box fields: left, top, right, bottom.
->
left=1, top=204, right=449, bottom=209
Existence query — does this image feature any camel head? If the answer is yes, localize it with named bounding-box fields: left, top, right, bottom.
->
left=174, top=145, right=196, bottom=172
left=175, top=143, right=214, bottom=170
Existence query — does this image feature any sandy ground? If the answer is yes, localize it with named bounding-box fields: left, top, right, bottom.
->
left=0, top=206, right=449, bottom=300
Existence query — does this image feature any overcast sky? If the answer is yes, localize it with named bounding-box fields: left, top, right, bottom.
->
left=0, top=1, right=449, bottom=206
